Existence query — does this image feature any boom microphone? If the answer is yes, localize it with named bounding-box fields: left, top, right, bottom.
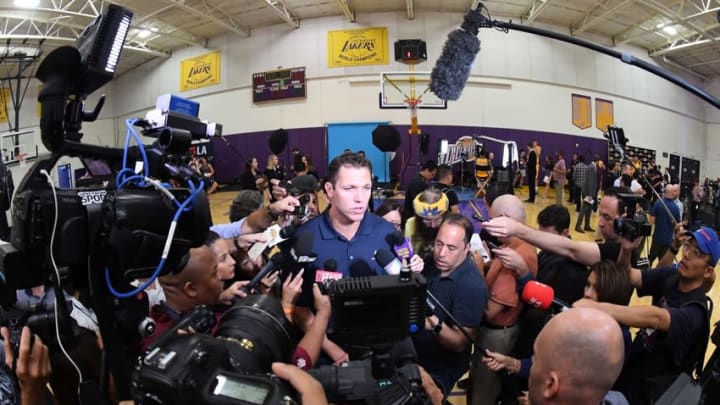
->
left=429, top=5, right=487, bottom=101
left=280, top=175, right=318, bottom=196
left=521, top=281, right=569, bottom=312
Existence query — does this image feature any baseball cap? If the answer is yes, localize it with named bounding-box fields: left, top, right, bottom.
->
left=685, top=226, right=720, bottom=266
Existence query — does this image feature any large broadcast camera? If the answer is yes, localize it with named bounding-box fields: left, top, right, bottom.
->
left=0, top=4, right=218, bottom=398
left=132, top=273, right=432, bottom=405
left=614, top=193, right=652, bottom=241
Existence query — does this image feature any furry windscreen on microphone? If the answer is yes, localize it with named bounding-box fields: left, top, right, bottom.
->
left=429, top=28, right=481, bottom=101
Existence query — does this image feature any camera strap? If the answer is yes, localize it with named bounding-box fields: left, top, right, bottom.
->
left=158, top=301, right=182, bottom=322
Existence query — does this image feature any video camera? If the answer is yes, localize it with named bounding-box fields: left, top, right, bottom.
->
left=614, top=193, right=652, bottom=241
left=133, top=273, right=432, bottom=405
left=132, top=296, right=300, bottom=405
left=313, top=273, right=430, bottom=404
left=0, top=4, right=217, bottom=398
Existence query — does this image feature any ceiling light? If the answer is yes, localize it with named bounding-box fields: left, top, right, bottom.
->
left=150, top=27, right=159, bottom=33
left=663, top=26, right=677, bottom=35
left=13, top=0, right=40, bottom=7
left=138, top=29, right=151, bottom=39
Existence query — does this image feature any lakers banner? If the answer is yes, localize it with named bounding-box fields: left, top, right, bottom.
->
left=596, top=98, right=614, bottom=132
left=0, top=87, right=11, bottom=123
left=328, top=27, right=389, bottom=67
left=180, top=50, right=221, bottom=92
left=571, top=94, right=591, bottom=129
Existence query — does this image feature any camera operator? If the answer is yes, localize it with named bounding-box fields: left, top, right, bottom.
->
left=1, top=326, right=52, bottom=404
left=482, top=188, right=638, bottom=267
left=143, top=246, right=224, bottom=348
left=415, top=214, right=488, bottom=396
left=574, top=225, right=718, bottom=403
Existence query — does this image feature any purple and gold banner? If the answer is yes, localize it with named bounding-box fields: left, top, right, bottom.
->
left=328, top=27, right=389, bottom=67
left=571, top=94, right=591, bottom=130
left=596, top=98, right=614, bottom=132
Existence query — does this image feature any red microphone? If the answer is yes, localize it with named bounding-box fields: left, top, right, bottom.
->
left=521, top=281, right=569, bottom=312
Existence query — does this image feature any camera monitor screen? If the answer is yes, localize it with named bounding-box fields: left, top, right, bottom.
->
left=81, top=158, right=112, bottom=177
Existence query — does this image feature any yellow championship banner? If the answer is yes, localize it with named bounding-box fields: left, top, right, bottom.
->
left=180, top=50, right=221, bottom=92
left=328, top=27, right=389, bottom=67
left=571, top=94, right=591, bottom=130
left=0, top=87, right=11, bottom=123
left=596, top=98, right=614, bottom=132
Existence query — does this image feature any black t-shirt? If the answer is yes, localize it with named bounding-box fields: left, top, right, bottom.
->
left=598, top=240, right=639, bottom=266
left=240, top=171, right=260, bottom=190
left=404, top=176, right=428, bottom=218
left=435, top=182, right=459, bottom=208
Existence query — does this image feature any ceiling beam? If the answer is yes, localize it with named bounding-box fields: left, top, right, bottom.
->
left=524, top=0, right=553, bottom=25
left=649, top=36, right=718, bottom=57
left=159, top=0, right=250, bottom=36
left=335, top=0, right=355, bottom=22
left=261, top=0, right=299, bottom=28
left=636, top=0, right=714, bottom=41
left=407, top=0, right=415, bottom=20
left=572, top=0, right=635, bottom=34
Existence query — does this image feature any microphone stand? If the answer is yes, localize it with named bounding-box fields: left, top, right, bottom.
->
left=425, top=289, right=483, bottom=353
left=640, top=173, right=679, bottom=227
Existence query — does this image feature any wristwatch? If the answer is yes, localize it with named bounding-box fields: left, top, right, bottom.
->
left=432, top=319, right=443, bottom=335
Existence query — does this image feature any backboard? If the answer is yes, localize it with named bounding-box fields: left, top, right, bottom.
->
left=380, top=72, right=447, bottom=109
left=1, top=130, right=38, bottom=164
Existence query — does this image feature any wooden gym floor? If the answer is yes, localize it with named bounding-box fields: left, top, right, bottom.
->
left=208, top=185, right=720, bottom=404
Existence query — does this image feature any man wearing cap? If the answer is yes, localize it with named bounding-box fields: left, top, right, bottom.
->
left=574, top=224, right=717, bottom=404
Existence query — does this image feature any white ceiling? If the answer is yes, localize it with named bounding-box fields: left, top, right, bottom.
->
left=3, top=0, right=720, bottom=82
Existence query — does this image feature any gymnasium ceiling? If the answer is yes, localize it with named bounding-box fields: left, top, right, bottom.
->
left=3, top=0, right=720, bottom=83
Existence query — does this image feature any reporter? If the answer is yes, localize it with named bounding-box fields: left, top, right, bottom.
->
left=1, top=326, right=52, bottom=404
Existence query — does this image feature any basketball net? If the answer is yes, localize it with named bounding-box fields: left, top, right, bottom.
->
left=17, top=152, right=26, bottom=166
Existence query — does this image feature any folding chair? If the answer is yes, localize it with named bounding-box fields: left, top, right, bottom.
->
left=474, top=156, right=492, bottom=198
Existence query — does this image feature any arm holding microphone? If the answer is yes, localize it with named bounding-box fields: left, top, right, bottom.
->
left=574, top=298, right=671, bottom=332
left=483, top=216, right=601, bottom=266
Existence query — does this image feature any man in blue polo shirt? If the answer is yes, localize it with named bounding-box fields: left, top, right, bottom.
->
left=414, top=214, right=488, bottom=396
left=294, top=153, right=423, bottom=364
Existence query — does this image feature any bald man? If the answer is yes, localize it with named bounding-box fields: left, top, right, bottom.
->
left=469, top=194, right=538, bottom=405
left=528, top=308, right=626, bottom=405
left=143, top=246, right=224, bottom=348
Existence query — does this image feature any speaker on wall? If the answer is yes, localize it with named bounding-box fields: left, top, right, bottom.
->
left=394, top=39, right=427, bottom=63
left=372, top=125, right=402, bottom=152
left=420, top=133, right=430, bottom=154
left=268, top=128, right=288, bottom=154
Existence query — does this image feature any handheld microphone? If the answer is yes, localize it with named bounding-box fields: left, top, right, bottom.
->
left=429, top=5, right=487, bottom=101
left=247, top=223, right=295, bottom=260
left=374, top=249, right=403, bottom=276
left=279, top=175, right=318, bottom=196
left=348, top=259, right=375, bottom=277
left=386, top=231, right=414, bottom=261
left=289, top=231, right=316, bottom=264
left=315, top=258, right=343, bottom=283
left=521, top=281, right=570, bottom=312
left=242, top=251, right=285, bottom=294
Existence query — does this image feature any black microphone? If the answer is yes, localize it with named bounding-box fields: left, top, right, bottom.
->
left=348, top=259, right=375, bottom=277
left=280, top=175, right=318, bottom=196
left=241, top=251, right=285, bottom=294
left=289, top=231, right=316, bottom=264
left=374, top=249, right=403, bottom=276
left=429, top=5, right=487, bottom=101
left=315, top=258, right=342, bottom=284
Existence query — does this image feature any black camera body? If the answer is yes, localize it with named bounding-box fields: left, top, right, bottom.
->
left=613, top=193, right=652, bottom=241
left=134, top=333, right=297, bottom=405
left=133, top=295, right=300, bottom=405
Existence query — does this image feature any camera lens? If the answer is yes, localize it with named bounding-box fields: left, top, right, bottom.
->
left=215, top=294, right=297, bottom=373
